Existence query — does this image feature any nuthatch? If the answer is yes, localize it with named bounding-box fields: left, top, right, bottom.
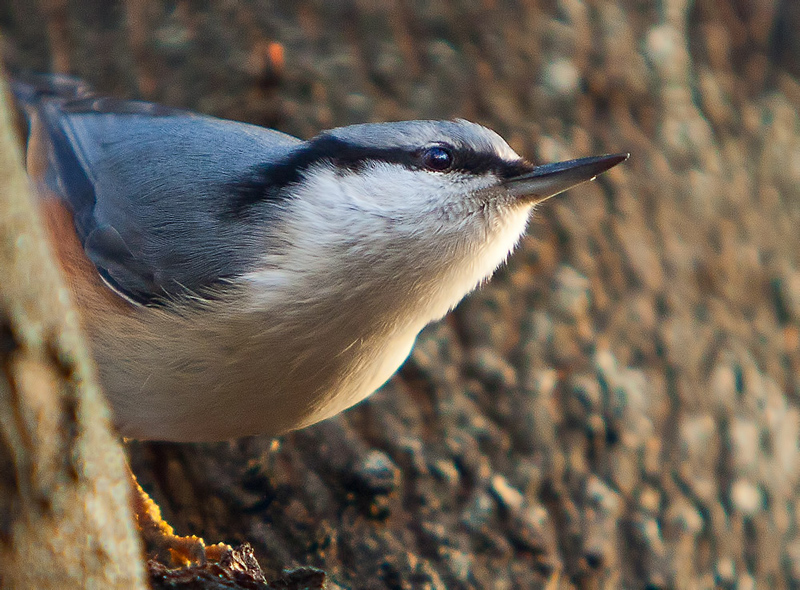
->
left=14, top=74, right=627, bottom=442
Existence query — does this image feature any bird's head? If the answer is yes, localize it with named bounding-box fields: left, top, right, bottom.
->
left=241, top=119, right=626, bottom=320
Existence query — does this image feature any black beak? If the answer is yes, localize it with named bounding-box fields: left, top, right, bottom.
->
left=503, top=153, right=629, bottom=204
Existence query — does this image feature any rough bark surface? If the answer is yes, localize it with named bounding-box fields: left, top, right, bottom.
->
left=0, top=75, right=146, bottom=588
left=3, top=1, right=800, bottom=588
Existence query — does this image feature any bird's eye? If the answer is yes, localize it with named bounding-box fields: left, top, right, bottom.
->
left=421, top=146, right=453, bottom=171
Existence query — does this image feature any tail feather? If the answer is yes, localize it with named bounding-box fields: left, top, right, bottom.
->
left=9, top=74, right=95, bottom=195
left=10, top=73, right=94, bottom=114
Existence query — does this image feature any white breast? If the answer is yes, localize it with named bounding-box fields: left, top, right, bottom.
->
left=89, top=175, right=534, bottom=442
left=91, top=291, right=422, bottom=441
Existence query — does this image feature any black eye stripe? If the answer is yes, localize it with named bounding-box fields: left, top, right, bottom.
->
left=448, top=149, right=532, bottom=178
left=229, top=135, right=533, bottom=213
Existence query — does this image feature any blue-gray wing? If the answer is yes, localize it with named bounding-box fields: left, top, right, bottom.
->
left=15, top=75, right=302, bottom=305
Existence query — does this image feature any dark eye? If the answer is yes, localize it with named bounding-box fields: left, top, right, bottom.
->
left=421, top=145, right=453, bottom=171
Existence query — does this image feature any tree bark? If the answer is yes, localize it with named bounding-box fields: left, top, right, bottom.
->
left=0, top=72, right=146, bottom=589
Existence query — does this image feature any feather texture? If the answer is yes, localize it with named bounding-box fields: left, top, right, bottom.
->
left=16, top=75, right=550, bottom=441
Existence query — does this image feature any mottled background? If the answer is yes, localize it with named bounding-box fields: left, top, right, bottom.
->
left=3, top=0, right=800, bottom=588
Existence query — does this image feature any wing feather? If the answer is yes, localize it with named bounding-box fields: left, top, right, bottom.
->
left=14, top=75, right=302, bottom=305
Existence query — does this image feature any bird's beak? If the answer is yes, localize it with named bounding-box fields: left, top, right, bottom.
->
left=503, top=153, right=629, bottom=204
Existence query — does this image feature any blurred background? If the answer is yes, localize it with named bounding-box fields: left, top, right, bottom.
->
left=3, top=1, right=800, bottom=588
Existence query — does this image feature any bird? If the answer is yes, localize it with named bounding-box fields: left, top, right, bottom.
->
left=12, top=73, right=627, bottom=562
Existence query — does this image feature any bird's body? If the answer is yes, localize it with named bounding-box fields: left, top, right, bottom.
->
left=15, top=74, right=626, bottom=441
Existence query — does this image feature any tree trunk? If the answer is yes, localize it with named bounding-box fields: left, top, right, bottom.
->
left=0, top=72, right=146, bottom=590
